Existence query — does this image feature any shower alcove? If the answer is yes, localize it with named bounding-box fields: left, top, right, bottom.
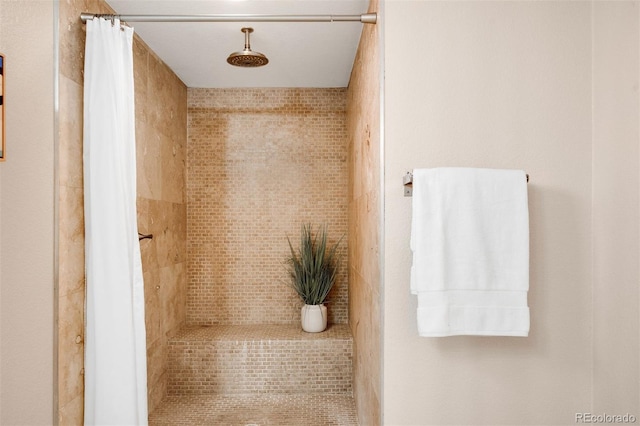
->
left=147, top=87, right=356, bottom=424
left=57, top=0, right=380, bottom=424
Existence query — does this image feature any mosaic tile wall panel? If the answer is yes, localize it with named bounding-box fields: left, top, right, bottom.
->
left=187, top=88, right=349, bottom=326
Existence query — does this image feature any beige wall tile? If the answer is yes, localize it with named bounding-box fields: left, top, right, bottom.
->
left=136, top=62, right=187, bottom=412
left=144, top=268, right=162, bottom=346
left=58, top=289, right=85, bottom=408
left=346, top=0, right=381, bottom=423
left=160, top=132, right=185, bottom=204
left=60, top=0, right=106, bottom=85
left=136, top=112, right=164, bottom=201
left=146, top=336, right=168, bottom=398
left=59, top=186, right=85, bottom=298
left=133, top=38, right=150, bottom=124
left=160, top=262, right=187, bottom=336
left=58, top=394, right=84, bottom=426
left=147, top=371, right=168, bottom=415
left=59, top=76, right=84, bottom=189
left=186, top=88, right=349, bottom=326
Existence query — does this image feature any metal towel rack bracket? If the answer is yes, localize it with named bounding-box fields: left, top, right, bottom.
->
left=403, top=171, right=529, bottom=197
left=403, top=172, right=414, bottom=197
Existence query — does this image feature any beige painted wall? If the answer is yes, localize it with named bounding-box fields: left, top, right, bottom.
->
left=592, top=2, right=640, bottom=414
left=0, top=0, right=56, bottom=424
left=384, top=1, right=639, bottom=425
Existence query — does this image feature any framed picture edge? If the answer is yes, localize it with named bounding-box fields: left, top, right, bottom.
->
left=0, top=52, right=4, bottom=162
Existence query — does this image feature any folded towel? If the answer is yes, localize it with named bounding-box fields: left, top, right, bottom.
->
left=410, top=168, right=530, bottom=337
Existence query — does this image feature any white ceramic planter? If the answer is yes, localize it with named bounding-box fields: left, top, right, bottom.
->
left=301, top=304, right=327, bottom=333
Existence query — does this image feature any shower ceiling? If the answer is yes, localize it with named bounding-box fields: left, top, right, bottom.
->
left=104, top=0, right=370, bottom=88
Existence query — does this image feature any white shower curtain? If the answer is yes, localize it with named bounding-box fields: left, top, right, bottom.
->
left=83, top=18, right=148, bottom=426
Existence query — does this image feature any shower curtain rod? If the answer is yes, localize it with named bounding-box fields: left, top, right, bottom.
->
left=80, top=12, right=377, bottom=24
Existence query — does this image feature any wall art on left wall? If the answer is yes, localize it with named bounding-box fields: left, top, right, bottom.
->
left=0, top=54, right=4, bottom=161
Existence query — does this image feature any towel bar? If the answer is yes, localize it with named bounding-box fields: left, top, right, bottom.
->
left=403, top=171, right=529, bottom=197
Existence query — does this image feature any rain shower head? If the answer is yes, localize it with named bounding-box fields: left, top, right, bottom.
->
left=227, top=27, right=269, bottom=67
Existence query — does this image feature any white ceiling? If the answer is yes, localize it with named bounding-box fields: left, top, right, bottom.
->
left=104, top=0, right=370, bottom=88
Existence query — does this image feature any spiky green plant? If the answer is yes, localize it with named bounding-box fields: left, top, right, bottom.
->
left=286, top=224, right=343, bottom=306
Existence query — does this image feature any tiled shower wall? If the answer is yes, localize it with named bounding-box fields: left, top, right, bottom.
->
left=187, top=88, right=348, bottom=326
left=347, top=0, right=381, bottom=423
left=134, top=37, right=188, bottom=413
left=58, top=0, right=188, bottom=421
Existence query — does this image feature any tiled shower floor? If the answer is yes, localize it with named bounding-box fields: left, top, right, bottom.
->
left=148, top=393, right=359, bottom=426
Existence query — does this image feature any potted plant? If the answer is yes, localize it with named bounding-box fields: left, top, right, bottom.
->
left=286, top=224, right=342, bottom=333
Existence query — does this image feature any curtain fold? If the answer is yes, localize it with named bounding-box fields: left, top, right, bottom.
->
left=83, top=17, right=148, bottom=426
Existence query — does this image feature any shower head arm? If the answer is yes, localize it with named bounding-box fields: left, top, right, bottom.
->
left=242, top=27, right=253, bottom=50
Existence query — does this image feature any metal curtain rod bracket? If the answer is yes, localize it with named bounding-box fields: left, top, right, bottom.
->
left=403, top=171, right=530, bottom=197
left=80, top=12, right=377, bottom=24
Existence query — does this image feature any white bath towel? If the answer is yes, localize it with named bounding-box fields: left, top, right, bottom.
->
left=410, top=168, right=530, bottom=337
